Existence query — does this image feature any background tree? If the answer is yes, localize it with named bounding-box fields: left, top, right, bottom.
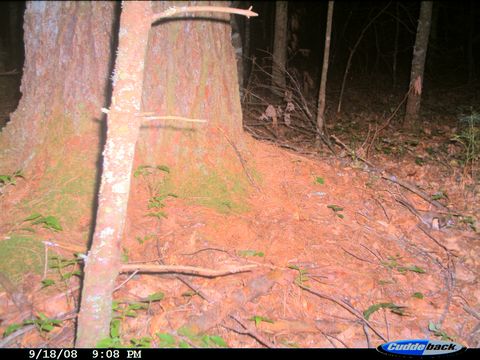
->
left=0, top=1, right=116, bottom=236
left=316, top=1, right=334, bottom=140
left=272, top=1, right=288, bottom=91
left=404, top=1, right=433, bottom=128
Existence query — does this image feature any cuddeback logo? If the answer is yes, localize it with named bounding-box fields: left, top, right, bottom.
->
left=377, top=339, right=467, bottom=357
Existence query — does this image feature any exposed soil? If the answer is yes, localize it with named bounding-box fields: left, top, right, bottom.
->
left=0, top=73, right=479, bottom=348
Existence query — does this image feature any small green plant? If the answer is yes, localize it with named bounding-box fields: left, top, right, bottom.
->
left=134, top=164, right=171, bottom=198
left=3, top=313, right=62, bottom=338
left=42, top=254, right=82, bottom=289
left=460, top=216, right=477, bottom=232
left=250, top=315, right=274, bottom=326
left=363, top=303, right=407, bottom=320
left=135, top=234, right=155, bottom=244
left=314, top=176, right=325, bottom=185
left=0, top=170, right=24, bottom=193
left=22, top=213, right=63, bottom=232
left=146, top=193, right=178, bottom=219
left=237, top=250, right=265, bottom=258
left=381, top=256, right=426, bottom=274
left=176, top=327, right=228, bottom=348
left=412, top=292, right=424, bottom=299
left=289, top=265, right=309, bottom=286
left=431, top=190, right=448, bottom=201
left=451, top=109, right=480, bottom=179
left=327, top=204, right=344, bottom=219
left=429, top=321, right=454, bottom=341
left=98, top=293, right=165, bottom=347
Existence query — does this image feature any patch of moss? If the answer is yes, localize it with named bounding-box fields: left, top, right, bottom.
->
left=152, top=165, right=250, bottom=214
left=0, top=235, right=45, bottom=287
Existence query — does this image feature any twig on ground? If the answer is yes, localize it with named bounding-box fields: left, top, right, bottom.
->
left=120, top=263, right=257, bottom=277
left=297, top=283, right=387, bottom=341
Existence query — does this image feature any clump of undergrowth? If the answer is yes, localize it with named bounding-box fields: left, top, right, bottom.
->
left=0, top=170, right=23, bottom=195
left=452, top=109, right=480, bottom=180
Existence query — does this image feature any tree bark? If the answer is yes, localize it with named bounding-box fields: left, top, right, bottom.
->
left=404, top=1, right=433, bottom=129
left=137, top=1, right=248, bottom=209
left=316, top=1, right=334, bottom=138
left=75, top=1, right=152, bottom=347
left=272, top=1, right=288, bottom=91
left=0, top=1, right=116, bottom=174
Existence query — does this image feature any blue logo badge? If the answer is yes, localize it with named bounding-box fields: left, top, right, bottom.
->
left=377, top=339, right=466, bottom=357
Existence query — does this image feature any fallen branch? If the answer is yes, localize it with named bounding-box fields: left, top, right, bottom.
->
left=120, top=263, right=257, bottom=278
left=297, top=283, right=387, bottom=342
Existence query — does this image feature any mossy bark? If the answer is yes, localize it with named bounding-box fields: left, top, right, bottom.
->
left=0, top=1, right=116, bottom=173
left=136, top=1, right=249, bottom=213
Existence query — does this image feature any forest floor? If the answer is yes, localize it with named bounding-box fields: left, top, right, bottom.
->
left=0, top=77, right=479, bottom=348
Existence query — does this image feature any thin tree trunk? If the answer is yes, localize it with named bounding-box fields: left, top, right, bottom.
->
left=316, top=1, right=334, bottom=138
left=76, top=1, right=152, bottom=347
left=404, top=1, right=433, bottom=128
left=272, top=1, right=288, bottom=91
left=392, top=2, right=399, bottom=88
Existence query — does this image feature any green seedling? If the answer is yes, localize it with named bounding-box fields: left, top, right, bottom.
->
left=289, top=265, right=309, bottom=286
left=314, top=176, right=325, bottom=185
left=177, top=327, right=228, bottom=348
left=0, top=170, right=24, bottom=188
left=363, top=303, right=406, bottom=320
left=429, top=321, right=454, bottom=341
left=460, top=216, right=477, bottom=232
left=148, top=193, right=178, bottom=209
left=46, top=255, right=82, bottom=287
left=415, top=157, right=426, bottom=166
left=3, top=313, right=62, bottom=338
left=237, top=250, right=264, bottom=258
left=130, top=337, right=152, bottom=348
left=23, top=213, right=63, bottom=232
left=250, top=316, right=274, bottom=326
left=146, top=211, right=167, bottom=219
left=381, top=256, right=426, bottom=274
left=431, top=191, right=448, bottom=201
left=327, top=205, right=344, bottom=219
left=412, top=292, right=424, bottom=299
left=135, top=234, right=155, bottom=244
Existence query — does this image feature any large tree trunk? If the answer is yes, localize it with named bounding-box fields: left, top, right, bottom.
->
left=0, top=1, right=115, bottom=174
left=76, top=1, right=152, bottom=347
left=0, top=2, right=116, bottom=240
left=404, top=1, right=433, bottom=129
left=77, top=0, right=249, bottom=346
left=137, top=1, right=247, bottom=211
left=272, top=1, right=288, bottom=91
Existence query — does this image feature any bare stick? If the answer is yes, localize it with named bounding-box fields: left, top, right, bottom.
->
left=121, top=264, right=257, bottom=278
left=216, top=126, right=260, bottom=191
left=141, top=115, right=207, bottom=123
left=297, top=283, right=387, bottom=341
left=152, top=5, right=258, bottom=24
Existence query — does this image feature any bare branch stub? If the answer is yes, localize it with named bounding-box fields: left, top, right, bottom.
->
left=152, top=5, right=259, bottom=24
